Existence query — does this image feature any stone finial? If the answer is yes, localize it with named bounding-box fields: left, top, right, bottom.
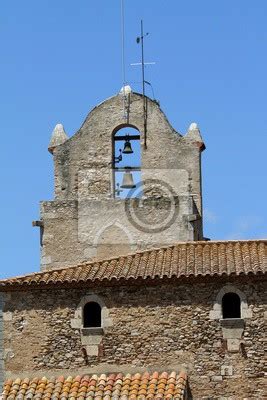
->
left=189, top=122, right=198, bottom=131
left=119, top=85, right=132, bottom=95
left=48, top=124, right=68, bottom=154
left=185, top=122, right=205, bottom=151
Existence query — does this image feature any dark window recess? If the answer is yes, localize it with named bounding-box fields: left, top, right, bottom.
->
left=222, top=292, right=241, bottom=319
left=83, top=302, right=101, bottom=328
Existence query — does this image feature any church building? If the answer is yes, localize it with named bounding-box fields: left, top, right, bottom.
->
left=0, top=88, right=266, bottom=399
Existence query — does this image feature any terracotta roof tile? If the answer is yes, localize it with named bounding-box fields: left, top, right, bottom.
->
left=0, top=240, right=266, bottom=289
left=2, top=372, right=187, bottom=399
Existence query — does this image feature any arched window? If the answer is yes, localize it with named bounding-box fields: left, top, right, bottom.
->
left=222, top=292, right=241, bottom=319
left=83, top=302, right=101, bottom=328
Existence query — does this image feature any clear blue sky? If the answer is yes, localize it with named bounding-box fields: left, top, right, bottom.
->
left=1, top=1, right=266, bottom=279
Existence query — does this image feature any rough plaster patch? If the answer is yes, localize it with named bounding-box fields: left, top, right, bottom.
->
left=41, top=212, right=58, bottom=219
left=85, top=345, right=99, bottom=356
left=83, top=247, right=97, bottom=260
left=81, top=333, right=103, bottom=346
left=226, top=339, right=240, bottom=352
left=3, top=312, right=12, bottom=322
left=41, top=256, right=52, bottom=265
left=42, top=234, right=54, bottom=241
left=221, top=365, right=233, bottom=376
left=3, top=349, right=14, bottom=361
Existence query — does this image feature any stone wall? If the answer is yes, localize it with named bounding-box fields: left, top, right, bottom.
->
left=3, top=277, right=265, bottom=399
left=40, top=195, right=197, bottom=270
left=0, top=294, right=4, bottom=392
left=40, top=93, right=204, bottom=270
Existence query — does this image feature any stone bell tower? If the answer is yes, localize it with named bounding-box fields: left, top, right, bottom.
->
left=39, top=87, right=205, bottom=271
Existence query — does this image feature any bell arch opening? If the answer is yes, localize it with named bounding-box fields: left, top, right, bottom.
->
left=112, top=126, right=141, bottom=198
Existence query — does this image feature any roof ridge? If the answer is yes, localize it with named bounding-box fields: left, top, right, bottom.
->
left=1, top=238, right=266, bottom=285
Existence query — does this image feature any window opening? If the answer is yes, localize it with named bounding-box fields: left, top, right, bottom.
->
left=222, top=292, right=241, bottom=319
left=83, top=302, right=101, bottom=328
left=113, top=126, right=141, bottom=198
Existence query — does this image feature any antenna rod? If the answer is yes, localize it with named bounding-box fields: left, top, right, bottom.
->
left=141, top=20, right=145, bottom=100
left=140, top=20, right=147, bottom=149
left=121, top=0, right=127, bottom=118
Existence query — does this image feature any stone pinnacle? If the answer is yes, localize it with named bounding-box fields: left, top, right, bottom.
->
left=48, top=123, right=68, bottom=154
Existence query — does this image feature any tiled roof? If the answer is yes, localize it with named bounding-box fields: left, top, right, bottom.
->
left=2, top=371, right=188, bottom=399
left=0, top=240, right=266, bottom=289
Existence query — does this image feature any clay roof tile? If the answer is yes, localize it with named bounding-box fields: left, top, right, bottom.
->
left=0, top=240, right=265, bottom=289
left=4, top=372, right=186, bottom=399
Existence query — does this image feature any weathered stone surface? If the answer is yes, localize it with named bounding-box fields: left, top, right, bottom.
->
left=40, top=93, right=204, bottom=270
left=48, top=123, right=68, bottom=154
left=0, top=294, right=4, bottom=392
left=3, top=278, right=266, bottom=399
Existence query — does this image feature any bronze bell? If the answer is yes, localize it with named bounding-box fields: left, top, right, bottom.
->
left=121, top=170, right=136, bottom=189
left=122, top=137, right=133, bottom=154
